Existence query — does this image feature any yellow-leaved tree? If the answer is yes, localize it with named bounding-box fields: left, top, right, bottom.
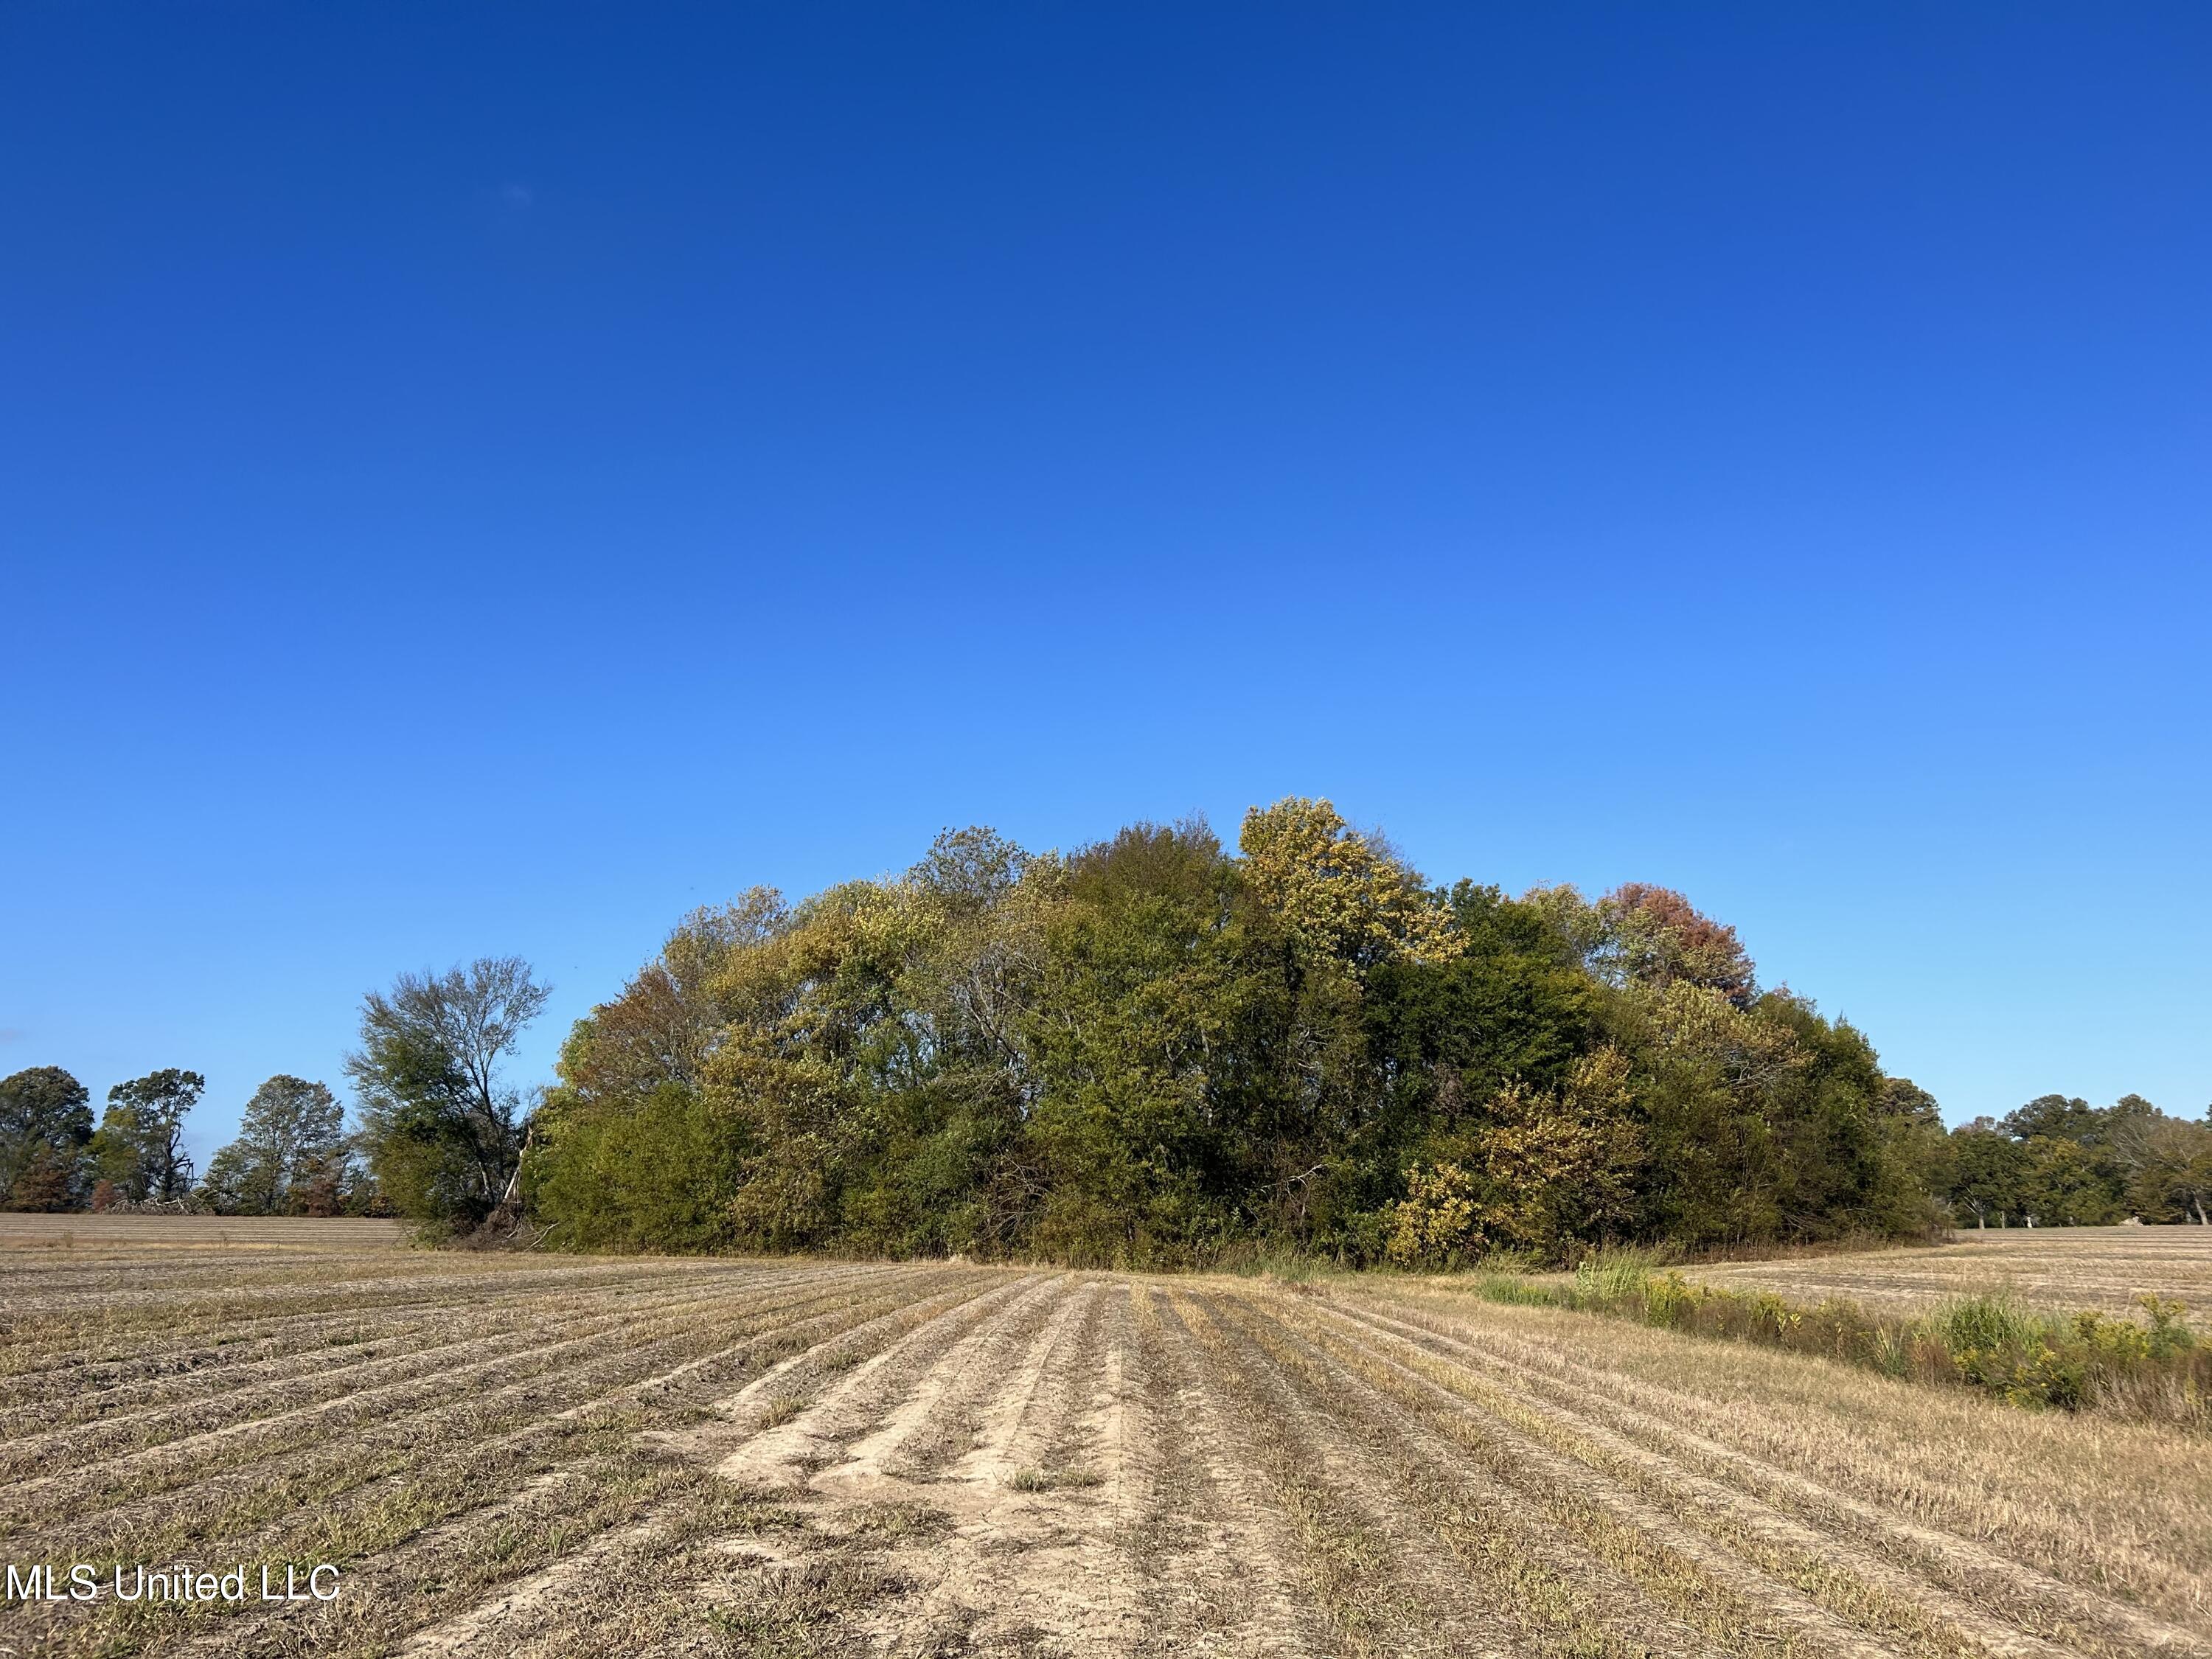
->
left=1236, top=797, right=1456, bottom=973
left=1386, top=1046, right=1641, bottom=1267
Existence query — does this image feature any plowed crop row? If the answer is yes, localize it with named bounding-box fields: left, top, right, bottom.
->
left=3, top=1218, right=2208, bottom=1658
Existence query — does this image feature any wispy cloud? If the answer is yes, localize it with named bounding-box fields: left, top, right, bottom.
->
left=501, top=183, right=536, bottom=210
left=0, top=1029, right=24, bottom=1045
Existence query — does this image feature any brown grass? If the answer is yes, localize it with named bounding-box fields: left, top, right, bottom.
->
left=1, top=1215, right=2208, bottom=1658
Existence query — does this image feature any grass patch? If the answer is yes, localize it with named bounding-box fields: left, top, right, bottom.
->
left=1008, top=1463, right=1103, bottom=1492
left=704, top=1559, right=902, bottom=1657
left=1460, top=1263, right=2211, bottom=1425
left=757, top=1392, right=807, bottom=1427
left=836, top=1500, right=953, bottom=1541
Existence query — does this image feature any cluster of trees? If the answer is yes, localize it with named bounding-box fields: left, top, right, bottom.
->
left=341, top=956, right=549, bottom=1228
left=0, top=957, right=550, bottom=1226
left=1930, top=1094, right=2212, bottom=1228
left=0, top=1064, right=369, bottom=1216
left=523, top=799, right=1951, bottom=1266
left=1, top=1065, right=204, bottom=1211
left=12, top=801, right=2204, bottom=1259
left=199, top=1076, right=360, bottom=1214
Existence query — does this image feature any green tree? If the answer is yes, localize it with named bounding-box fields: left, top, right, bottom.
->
left=1943, top=1119, right=2027, bottom=1227
left=200, top=1076, right=347, bottom=1215
left=346, top=958, right=549, bottom=1228
left=2004, top=1093, right=2102, bottom=1145
left=524, top=799, right=1950, bottom=1265
left=1022, top=821, right=1249, bottom=1264
left=1878, top=1077, right=1951, bottom=1203
left=1994, top=1094, right=2129, bottom=1224
left=0, top=1066, right=93, bottom=1211
left=1624, top=984, right=1801, bottom=1243
left=2109, top=1107, right=2212, bottom=1225
left=90, top=1070, right=203, bottom=1203
left=1362, top=883, right=1610, bottom=1256
left=2020, top=1135, right=2122, bottom=1225
left=526, top=1081, right=749, bottom=1251
left=1368, top=885, right=1601, bottom=1108
left=1391, top=1047, right=1642, bottom=1263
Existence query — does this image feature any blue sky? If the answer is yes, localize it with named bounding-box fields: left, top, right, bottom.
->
left=3, top=2, right=2207, bottom=1160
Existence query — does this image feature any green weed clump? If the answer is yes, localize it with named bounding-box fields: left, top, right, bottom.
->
left=1467, top=1264, right=2211, bottom=1425
left=1572, top=1245, right=1672, bottom=1308
left=1470, top=1272, right=1558, bottom=1307
left=1922, top=1293, right=2203, bottom=1412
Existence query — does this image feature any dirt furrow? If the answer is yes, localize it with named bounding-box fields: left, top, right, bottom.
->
left=0, top=1262, right=776, bottom=1385
left=1121, top=1285, right=1318, bottom=1657
left=307, top=1277, right=1022, bottom=1658
left=1332, top=1292, right=2208, bottom=1659
left=0, top=1256, right=806, bottom=1351
left=11, top=1279, right=962, bottom=1658
left=952, top=1277, right=1105, bottom=1489
left=1213, top=1287, right=1800, bottom=1659
left=0, top=1276, right=825, bottom=1517
left=858, top=1278, right=1154, bottom=1655
left=1171, top=1288, right=1542, bottom=1659
left=1284, top=1295, right=2033, bottom=1659
left=0, top=1272, right=925, bottom=1558
left=830, top=1273, right=1082, bottom=1488
left=0, top=1262, right=894, bottom=1425
left=713, top=1271, right=1053, bottom=1487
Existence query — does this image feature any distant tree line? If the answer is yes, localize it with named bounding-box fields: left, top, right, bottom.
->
left=0, top=953, right=550, bottom=1228
left=0, top=956, right=550, bottom=1223
left=7, top=800, right=2203, bottom=1258
left=1926, top=1093, right=2212, bottom=1228
left=0, top=1063, right=378, bottom=1216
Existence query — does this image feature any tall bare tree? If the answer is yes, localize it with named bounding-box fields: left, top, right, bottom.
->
left=346, top=957, right=549, bottom=1225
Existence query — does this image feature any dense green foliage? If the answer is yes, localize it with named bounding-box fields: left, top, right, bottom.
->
left=0, top=1066, right=94, bottom=1211
left=1928, top=1092, right=2212, bottom=1228
left=528, top=800, right=1948, bottom=1265
left=88, top=1069, right=204, bottom=1204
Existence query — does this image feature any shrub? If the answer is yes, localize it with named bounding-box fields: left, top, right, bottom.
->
left=1931, top=1294, right=2041, bottom=1355
left=1458, top=1260, right=2211, bottom=1427
left=1571, top=1245, right=1669, bottom=1309
left=1385, top=1163, right=1482, bottom=1269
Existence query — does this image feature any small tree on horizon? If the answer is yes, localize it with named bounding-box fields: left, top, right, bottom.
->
left=0, top=1066, right=94, bottom=1211
left=91, top=1070, right=204, bottom=1203
left=200, top=1075, right=348, bottom=1215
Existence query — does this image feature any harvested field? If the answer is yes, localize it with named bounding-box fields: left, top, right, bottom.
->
left=4, top=1218, right=2211, bottom=1658
left=0, top=1214, right=408, bottom=1252
left=1686, top=1225, right=2212, bottom=1318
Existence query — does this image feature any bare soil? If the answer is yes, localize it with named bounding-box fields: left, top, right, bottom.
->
left=2, top=1216, right=2208, bottom=1658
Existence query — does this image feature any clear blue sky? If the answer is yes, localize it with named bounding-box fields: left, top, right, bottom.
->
left=4, top=3, right=2207, bottom=1161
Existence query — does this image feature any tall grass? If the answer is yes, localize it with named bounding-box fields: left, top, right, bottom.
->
left=1571, top=1244, right=1674, bottom=1304
left=1464, top=1260, right=2211, bottom=1427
